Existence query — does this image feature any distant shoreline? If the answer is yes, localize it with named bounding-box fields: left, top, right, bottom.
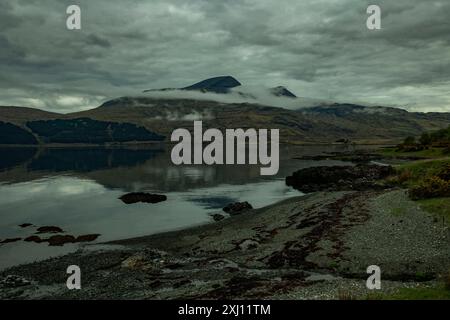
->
left=0, top=141, right=397, bottom=148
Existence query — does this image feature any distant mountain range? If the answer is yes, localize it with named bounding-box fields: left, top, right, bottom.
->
left=1, top=76, right=450, bottom=145
left=143, top=75, right=297, bottom=98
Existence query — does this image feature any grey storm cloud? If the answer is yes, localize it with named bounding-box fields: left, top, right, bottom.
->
left=0, top=0, right=449, bottom=113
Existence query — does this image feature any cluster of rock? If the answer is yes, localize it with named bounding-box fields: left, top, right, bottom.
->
left=24, top=234, right=100, bottom=246
left=0, top=224, right=100, bottom=247
left=0, top=275, right=31, bottom=288
left=211, top=201, right=254, bottom=221
left=286, top=164, right=394, bottom=192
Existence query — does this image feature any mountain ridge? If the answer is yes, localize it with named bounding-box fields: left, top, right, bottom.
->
left=2, top=98, right=450, bottom=145
left=143, top=76, right=298, bottom=98
left=1, top=76, right=450, bottom=145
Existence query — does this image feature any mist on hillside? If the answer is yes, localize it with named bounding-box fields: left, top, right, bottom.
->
left=139, top=86, right=334, bottom=110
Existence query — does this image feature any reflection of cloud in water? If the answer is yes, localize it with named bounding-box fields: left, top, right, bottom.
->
left=0, top=177, right=104, bottom=205
left=58, top=183, right=102, bottom=195
left=0, top=147, right=163, bottom=175
left=0, top=145, right=359, bottom=193
left=188, top=180, right=301, bottom=210
left=0, top=241, right=79, bottom=270
left=0, top=176, right=300, bottom=269
left=164, top=166, right=216, bottom=188
left=0, top=145, right=361, bottom=269
left=182, top=167, right=215, bottom=183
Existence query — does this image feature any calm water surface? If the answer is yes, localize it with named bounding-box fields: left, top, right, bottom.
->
left=0, top=145, right=367, bottom=269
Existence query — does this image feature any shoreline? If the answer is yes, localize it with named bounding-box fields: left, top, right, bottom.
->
left=1, top=188, right=449, bottom=299
left=0, top=142, right=397, bottom=148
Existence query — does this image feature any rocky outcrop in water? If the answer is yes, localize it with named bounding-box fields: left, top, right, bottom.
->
left=24, top=234, right=100, bottom=246
left=286, top=164, right=394, bottom=192
left=119, top=192, right=167, bottom=204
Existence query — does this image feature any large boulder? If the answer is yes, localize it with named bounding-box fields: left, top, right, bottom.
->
left=24, top=236, right=43, bottom=243
left=119, top=192, right=167, bottom=204
left=212, top=214, right=225, bottom=222
left=47, top=235, right=76, bottom=246
left=286, top=164, right=394, bottom=192
left=223, top=201, right=253, bottom=215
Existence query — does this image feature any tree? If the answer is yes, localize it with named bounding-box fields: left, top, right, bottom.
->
left=404, top=136, right=416, bottom=145
left=419, top=133, right=432, bottom=146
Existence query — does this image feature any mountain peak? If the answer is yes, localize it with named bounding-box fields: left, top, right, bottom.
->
left=182, top=76, right=241, bottom=93
left=270, top=86, right=297, bottom=98
left=144, top=77, right=298, bottom=98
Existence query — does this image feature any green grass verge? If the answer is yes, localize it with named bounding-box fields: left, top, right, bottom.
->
left=417, top=197, right=450, bottom=226
left=393, top=159, right=450, bottom=187
left=380, top=147, right=447, bottom=159
left=367, top=286, right=450, bottom=300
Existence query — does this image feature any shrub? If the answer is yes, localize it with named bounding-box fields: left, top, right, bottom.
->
left=409, top=176, right=450, bottom=200
left=445, top=270, right=450, bottom=291
left=419, top=133, right=432, bottom=146
left=404, top=136, right=416, bottom=145
left=443, top=146, right=450, bottom=155
left=386, top=169, right=413, bottom=186
left=437, top=164, right=450, bottom=181
left=338, top=290, right=357, bottom=300
left=396, top=144, right=424, bottom=152
left=397, top=169, right=413, bottom=184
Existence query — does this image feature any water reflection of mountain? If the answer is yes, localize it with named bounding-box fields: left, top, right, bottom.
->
left=27, top=148, right=163, bottom=172
left=0, top=145, right=359, bottom=192
left=0, top=147, right=163, bottom=173
left=0, top=147, right=37, bottom=172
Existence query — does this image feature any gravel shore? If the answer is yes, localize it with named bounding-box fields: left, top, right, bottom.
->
left=1, top=189, right=449, bottom=299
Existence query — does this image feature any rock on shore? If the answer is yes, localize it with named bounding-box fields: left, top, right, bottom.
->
left=223, top=201, right=253, bottom=215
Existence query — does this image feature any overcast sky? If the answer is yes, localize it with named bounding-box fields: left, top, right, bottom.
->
left=1, top=0, right=449, bottom=113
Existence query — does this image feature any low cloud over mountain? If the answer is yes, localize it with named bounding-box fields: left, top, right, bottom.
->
left=139, top=76, right=330, bottom=110
left=0, top=0, right=449, bottom=112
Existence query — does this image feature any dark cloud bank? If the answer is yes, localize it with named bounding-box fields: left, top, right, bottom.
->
left=0, top=0, right=449, bottom=113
